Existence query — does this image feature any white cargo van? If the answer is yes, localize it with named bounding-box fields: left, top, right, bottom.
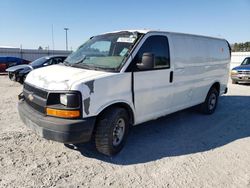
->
left=18, top=30, right=231, bottom=156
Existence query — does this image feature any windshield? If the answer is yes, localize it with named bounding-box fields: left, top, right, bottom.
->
left=31, top=57, right=49, bottom=66
left=64, top=32, right=142, bottom=71
left=241, top=58, right=250, bottom=65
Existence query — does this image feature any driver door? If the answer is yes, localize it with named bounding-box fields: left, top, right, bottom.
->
left=130, top=35, right=174, bottom=124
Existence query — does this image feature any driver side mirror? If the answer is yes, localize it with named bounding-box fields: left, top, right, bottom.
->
left=136, top=53, right=154, bottom=70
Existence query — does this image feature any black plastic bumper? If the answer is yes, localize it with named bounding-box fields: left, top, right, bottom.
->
left=18, top=100, right=96, bottom=144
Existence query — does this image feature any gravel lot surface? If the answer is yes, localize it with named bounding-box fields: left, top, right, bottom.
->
left=0, top=75, right=250, bottom=188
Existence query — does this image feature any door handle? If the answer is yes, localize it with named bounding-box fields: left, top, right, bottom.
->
left=170, top=71, right=173, bottom=83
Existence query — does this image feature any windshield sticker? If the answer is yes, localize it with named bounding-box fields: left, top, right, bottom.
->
left=117, top=37, right=135, bottom=43
left=120, top=48, right=128, bottom=56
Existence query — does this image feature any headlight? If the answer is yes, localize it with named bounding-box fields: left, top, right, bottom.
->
left=59, top=93, right=80, bottom=107
left=46, top=93, right=81, bottom=118
left=60, top=94, right=67, bottom=106
left=231, top=70, right=238, bottom=75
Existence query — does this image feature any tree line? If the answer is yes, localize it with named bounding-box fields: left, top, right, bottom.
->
left=231, top=42, right=250, bottom=52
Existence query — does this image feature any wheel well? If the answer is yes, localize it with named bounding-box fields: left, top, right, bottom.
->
left=211, top=82, right=220, bottom=93
left=97, top=103, right=134, bottom=125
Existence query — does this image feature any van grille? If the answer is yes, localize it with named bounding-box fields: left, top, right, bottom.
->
left=23, top=83, right=48, bottom=98
left=23, top=83, right=48, bottom=114
left=25, top=97, right=45, bottom=113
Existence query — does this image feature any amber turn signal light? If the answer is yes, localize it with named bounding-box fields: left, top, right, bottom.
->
left=46, top=108, right=80, bottom=118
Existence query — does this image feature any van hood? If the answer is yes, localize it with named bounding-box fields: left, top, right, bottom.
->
left=25, top=64, right=113, bottom=90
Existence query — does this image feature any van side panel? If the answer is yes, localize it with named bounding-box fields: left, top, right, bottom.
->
left=169, top=34, right=230, bottom=111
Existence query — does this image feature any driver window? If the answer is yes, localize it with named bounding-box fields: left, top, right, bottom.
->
left=129, top=35, right=170, bottom=71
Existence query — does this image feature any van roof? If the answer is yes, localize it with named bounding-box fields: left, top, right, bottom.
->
left=105, top=29, right=226, bottom=41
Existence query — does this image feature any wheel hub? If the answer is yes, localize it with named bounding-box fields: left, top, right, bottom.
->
left=112, top=118, right=125, bottom=146
left=208, top=93, right=217, bottom=110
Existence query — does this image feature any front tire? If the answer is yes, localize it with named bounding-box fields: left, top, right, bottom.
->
left=8, top=72, right=16, bottom=81
left=19, top=75, right=27, bottom=84
left=95, top=107, right=129, bottom=156
left=199, top=87, right=219, bottom=114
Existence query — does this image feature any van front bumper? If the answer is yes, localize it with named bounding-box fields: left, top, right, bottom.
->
left=18, top=100, right=96, bottom=144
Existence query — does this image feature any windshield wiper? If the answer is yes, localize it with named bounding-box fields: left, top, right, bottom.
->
left=93, top=65, right=116, bottom=71
left=71, top=63, right=115, bottom=71
left=71, top=63, right=95, bottom=70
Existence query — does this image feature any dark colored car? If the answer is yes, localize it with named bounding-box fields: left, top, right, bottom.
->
left=0, top=57, right=29, bottom=73
left=231, top=57, right=250, bottom=84
left=6, top=55, right=67, bottom=84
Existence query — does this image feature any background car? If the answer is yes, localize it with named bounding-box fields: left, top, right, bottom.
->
left=0, top=57, right=29, bottom=73
left=6, top=55, right=67, bottom=84
left=231, top=57, right=250, bottom=84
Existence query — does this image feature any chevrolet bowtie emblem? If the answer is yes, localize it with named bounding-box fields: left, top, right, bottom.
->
left=28, top=94, right=34, bottom=101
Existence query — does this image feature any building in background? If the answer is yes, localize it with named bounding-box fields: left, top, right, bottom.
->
left=1, top=47, right=249, bottom=70
left=0, top=47, right=71, bottom=62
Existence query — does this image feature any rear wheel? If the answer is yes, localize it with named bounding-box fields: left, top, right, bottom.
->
left=199, top=87, right=219, bottom=114
left=95, top=107, right=129, bottom=156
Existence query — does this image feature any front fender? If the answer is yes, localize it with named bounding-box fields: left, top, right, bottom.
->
left=95, top=100, right=135, bottom=118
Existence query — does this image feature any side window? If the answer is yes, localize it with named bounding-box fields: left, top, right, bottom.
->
left=53, top=58, right=64, bottom=64
left=43, top=59, right=53, bottom=66
left=60, top=57, right=66, bottom=63
left=131, top=35, right=170, bottom=71
left=52, top=58, right=58, bottom=64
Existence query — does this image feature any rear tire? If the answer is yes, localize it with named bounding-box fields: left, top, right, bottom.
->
left=199, top=87, right=219, bottom=114
left=95, top=107, right=129, bottom=156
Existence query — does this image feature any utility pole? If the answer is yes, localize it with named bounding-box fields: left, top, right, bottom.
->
left=52, top=24, right=55, bottom=52
left=64, top=28, right=69, bottom=51
left=20, top=44, right=23, bottom=59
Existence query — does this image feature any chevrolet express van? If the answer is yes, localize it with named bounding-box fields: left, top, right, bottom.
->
left=18, top=30, right=231, bottom=156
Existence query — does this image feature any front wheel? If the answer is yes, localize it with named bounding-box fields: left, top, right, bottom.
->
left=199, top=87, right=219, bottom=114
left=8, top=72, right=16, bottom=81
left=19, top=75, right=27, bottom=84
left=95, top=108, right=129, bottom=156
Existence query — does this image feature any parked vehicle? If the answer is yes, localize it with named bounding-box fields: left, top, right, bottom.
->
left=0, top=57, right=29, bottom=73
left=18, top=30, right=231, bottom=156
left=231, top=57, right=250, bottom=84
left=6, top=55, right=67, bottom=84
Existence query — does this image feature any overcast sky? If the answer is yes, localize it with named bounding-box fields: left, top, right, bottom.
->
left=1, top=0, right=249, bottom=50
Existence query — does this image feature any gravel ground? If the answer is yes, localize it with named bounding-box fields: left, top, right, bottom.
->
left=0, top=75, right=250, bottom=188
